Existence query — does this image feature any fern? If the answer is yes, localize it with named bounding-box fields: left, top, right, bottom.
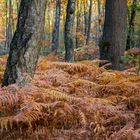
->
left=0, top=93, right=19, bottom=108
left=0, top=55, right=140, bottom=139
left=44, top=89, right=80, bottom=102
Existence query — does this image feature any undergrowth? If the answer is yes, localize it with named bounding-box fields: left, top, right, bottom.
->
left=0, top=55, right=140, bottom=139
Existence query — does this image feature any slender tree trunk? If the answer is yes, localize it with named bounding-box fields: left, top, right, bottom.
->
left=84, top=0, right=88, bottom=36
left=16, top=0, right=20, bottom=14
left=126, top=0, right=137, bottom=50
left=2, top=0, right=47, bottom=86
left=99, top=0, right=127, bottom=70
left=86, top=0, right=92, bottom=45
left=8, top=0, right=13, bottom=48
left=76, top=0, right=82, bottom=48
left=137, top=23, right=140, bottom=48
left=64, top=0, right=76, bottom=62
left=52, top=0, right=61, bottom=53
left=5, top=0, right=8, bottom=49
left=96, top=0, right=102, bottom=46
left=47, top=1, right=52, bottom=48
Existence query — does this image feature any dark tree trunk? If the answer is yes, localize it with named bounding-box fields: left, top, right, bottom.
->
left=76, top=1, right=83, bottom=48
left=86, top=0, right=92, bottom=45
left=2, top=0, right=47, bottom=86
left=99, top=0, right=127, bottom=70
left=52, top=0, right=61, bottom=53
left=64, top=0, right=76, bottom=62
left=137, top=27, right=140, bottom=47
left=126, top=0, right=137, bottom=50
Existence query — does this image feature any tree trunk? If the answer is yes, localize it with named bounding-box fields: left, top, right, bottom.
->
left=76, top=0, right=83, bottom=48
left=99, top=0, right=127, bottom=70
left=96, top=0, right=102, bottom=46
left=86, top=0, right=92, bottom=45
left=16, top=0, right=20, bottom=15
left=126, top=0, right=137, bottom=50
left=5, top=0, right=8, bottom=49
left=52, top=0, right=61, bottom=53
left=76, top=1, right=80, bottom=48
left=137, top=27, right=140, bottom=48
left=64, top=0, right=76, bottom=62
left=2, top=0, right=47, bottom=86
left=7, top=0, right=13, bottom=49
left=84, top=0, right=88, bottom=36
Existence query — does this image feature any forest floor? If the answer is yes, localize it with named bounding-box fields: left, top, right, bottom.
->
left=0, top=48, right=140, bottom=140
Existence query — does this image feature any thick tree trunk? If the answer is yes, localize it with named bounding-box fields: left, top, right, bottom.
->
left=52, top=0, right=61, bottom=53
left=2, top=0, right=47, bottom=86
left=64, top=0, right=76, bottom=62
left=126, top=0, right=137, bottom=50
left=86, top=0, right=92, bottom=45
left=99, top=0, right=127, bottom=70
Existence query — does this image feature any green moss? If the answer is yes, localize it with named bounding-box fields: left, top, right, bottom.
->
left=99, top=41, right=111, bottom=48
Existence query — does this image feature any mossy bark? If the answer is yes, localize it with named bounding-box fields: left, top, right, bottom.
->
left=2, top=0, right=47, bottom=86
left=64, top=0, right=76, bottom=62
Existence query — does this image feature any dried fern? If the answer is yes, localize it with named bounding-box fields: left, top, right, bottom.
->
left=0, top=56, right=140, bottom=139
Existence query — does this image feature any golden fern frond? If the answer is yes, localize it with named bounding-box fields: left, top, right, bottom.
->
left=0, top=93, right=19, bottom=108
left=59, top=79, right=98, bottom=97
left=0, top=116, right=14, bottom=132
left=13, top=111, right=46, bottom=127
left=0, top=129, right=22, bottom=140
left=44, top=89, right=80, bottom=102
left=28, top=126, right=50, bottom=139
left=71, top=79, right=97, bottom=87
left=81, top=59, right=108, bottom=66
left=78, top=110, right=87, bottom=128
left=51, top=62, right=88, bottom=74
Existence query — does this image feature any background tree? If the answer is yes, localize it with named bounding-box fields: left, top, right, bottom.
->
left=86, top=0, right=92, bottom=45
left=76, top=0, right=83, bottom=48
left=99, top=0, right=127, bottom=69
left=64, top=0, right=76, bottom=62
left=2, top=0, right=47, bottom=86
left=126, top=0, right=137, bottom=50
left=84, top=0, right=89, bottom=36
left=52, top=0, right=61, bottom=53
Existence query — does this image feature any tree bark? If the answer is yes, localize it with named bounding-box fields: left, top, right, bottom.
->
left=64, top=0, right=76, bottom=62
left=99, top=0, right=127, bottom=70
left=5, top=0, right=8, bottom=49
left=2, top=0, right=47, bottom=86
left=86, top=0, right=92, bottom=45
left=84, top=0, right=88, bottom=36
left=76, top=0, right=82, bottom=48
left=52, top=0, right=61, bottom=53
left=5, top=0, right=13, bottom=49
left=126, top=0, right=137, bottom=50
left=96, top=0, right=102, bottom=46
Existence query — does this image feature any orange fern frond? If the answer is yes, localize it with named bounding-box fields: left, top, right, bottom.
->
left=0, top=93, right=19, bottom=108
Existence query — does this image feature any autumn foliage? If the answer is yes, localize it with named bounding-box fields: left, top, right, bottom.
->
left=0, top=55, right=140, bottom=139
